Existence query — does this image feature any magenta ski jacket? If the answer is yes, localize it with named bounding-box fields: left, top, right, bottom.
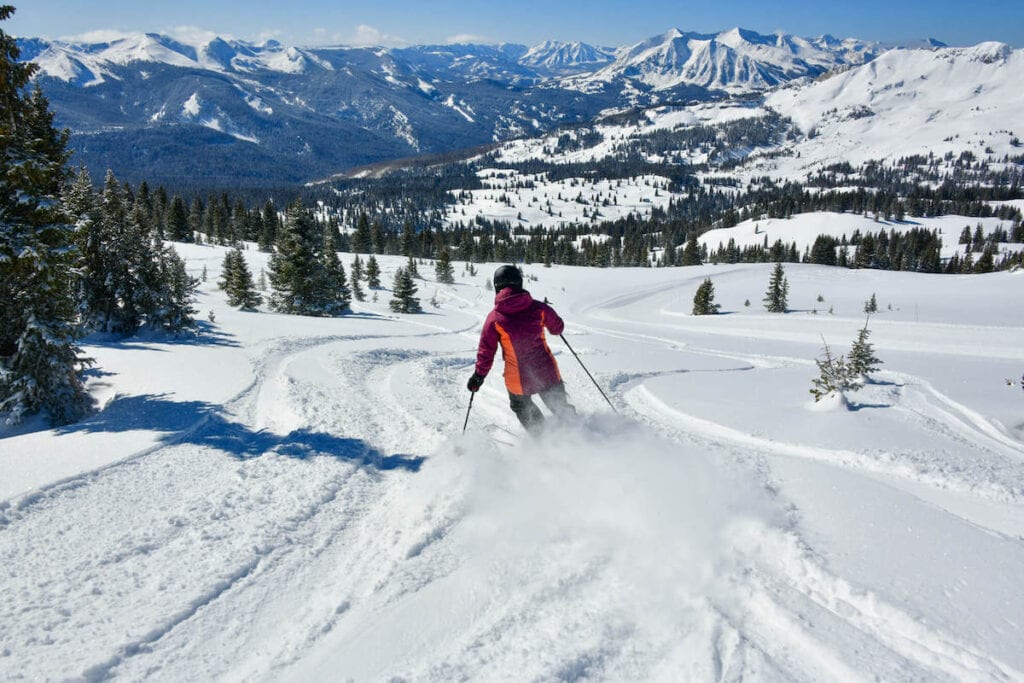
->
left=474, top=287, right=564, bottom=395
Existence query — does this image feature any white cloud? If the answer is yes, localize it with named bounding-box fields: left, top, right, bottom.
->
left=58, top=29, right=135, bottom=44
left=165, top=25, right=232, bottom=44
left=446, top=33, right=495, bottom=45
left=348, top=24, right=408, bottom=47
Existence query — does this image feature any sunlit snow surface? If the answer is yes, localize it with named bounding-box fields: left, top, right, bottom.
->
left=1, top=242, right=1023, bottom=681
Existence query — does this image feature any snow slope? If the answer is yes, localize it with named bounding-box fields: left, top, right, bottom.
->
left=2, top=242, right=1023, bottom=681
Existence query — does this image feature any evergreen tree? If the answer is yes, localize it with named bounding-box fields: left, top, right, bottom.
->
left=848, top=322, right=882, bottom=381
left=351, top=211, right=371, bottom=254
left=864, top=292, right=878, bottom=314
left=219, top=248, right=262, bottom=310
left=435, top=248, right=456, bottom=284
left=152, top=245, right=198, bottom=332
left=166, top=195, right=191, bottom=242
left=268, top=199, right=319, bottom=314
left=763, top=262, right=789, bottom=313
left=350, top=256, right=366, bottom=302
left=315, top=232, right=351, bottom=315
left=691, top=277, right=721, bottom=315
left=0, top=10, right=91, bottom=424
left=680, top=232, right=702, bottom=266
left=389, top=267, right=422, bottom=313
left=810, top=337, right=852, bottom=403
left=365, top=255, right=381, bottom=289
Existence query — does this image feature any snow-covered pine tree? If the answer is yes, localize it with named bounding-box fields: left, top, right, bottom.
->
left=389, top=267, right=422, bottom=314
left=435, top=248, right=455, bottom=284
left=763, top=262, right=789, bottom=313
left=692, top=277, right=721, bottom=315
left=848, top=321, right=882, bottom=382
left=219, top=248, right=261, bottom=310
left=366, top=255, right=381, bottom=289
left=0, top=13, right=92, bottom=424
left=152, top=245, right=198, bottom=332
left=268, top=199, right=319, bottom=314
left=810, top=337, right=852, bottom=403
left=864, top=292, right=878, bottom=314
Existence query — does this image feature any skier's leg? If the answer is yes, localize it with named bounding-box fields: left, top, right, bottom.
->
left=509, top=392, right=545, bottom=434
left=538, top=382, right=576, bottom=422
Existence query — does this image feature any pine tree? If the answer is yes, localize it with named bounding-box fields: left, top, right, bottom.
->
left=166, top=195, right=191, bottom=242
left=810, top=337, right=852, bottom=403
left=763, top=262, right=789, bottom=313
left=864, top=292, right=878, bottom=314
left=680, top=232, right=702, bottom=266
left=219, top=248, right=262, bottom=310
left=268, top=199, right=319, bottom=314
left=692, top=277, right=721, bottom=315
left=152, top=245, right=198, bottom=332
left=350, top=255, right=366, bottom=302
left=389, top=267, right=422, bottom=313
left=0, top=11, right=91, bottom=424
left=315, top=232, right=351, bottom=315
left=848, top=322, right=882, bottom=381
left=435, top=248, right=455, bottom=284
left=351, top=211, right=371, bottom=254
left=366, top=255, right=381, bottom=289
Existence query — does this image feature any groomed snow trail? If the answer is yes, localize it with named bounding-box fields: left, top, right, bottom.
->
left=2, top=262, right=1023, bottom=681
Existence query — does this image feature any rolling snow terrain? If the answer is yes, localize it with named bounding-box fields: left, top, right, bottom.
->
left=2, top=241, right=1023, bottom=680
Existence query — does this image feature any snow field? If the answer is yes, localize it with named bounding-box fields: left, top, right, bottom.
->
left=1, top=239, right=1023, bottom=680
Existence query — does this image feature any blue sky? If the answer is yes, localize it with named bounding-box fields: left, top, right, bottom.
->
left=6, top=0, right=1022, bottom=48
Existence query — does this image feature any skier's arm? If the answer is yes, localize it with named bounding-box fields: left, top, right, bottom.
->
left=540, top=302, right=565, bottom=336
left=474, top=313, right=499, bottom=377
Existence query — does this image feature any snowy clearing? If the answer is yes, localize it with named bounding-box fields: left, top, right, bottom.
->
left=2, top=242, right=1023, bottom=681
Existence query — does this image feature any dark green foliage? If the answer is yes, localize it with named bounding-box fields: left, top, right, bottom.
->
left=435, top=248, right=455, bottom=284
left=848, top=322, right=882, bottom=379
left=389, top=267, right=421, bottom=313
left=219, top=248, right=262, bottom=310
left=692, top=278, right=720, bottom=315
left=0, top=9, right=91, bottom=424
left=365, top=255, right=381, bottom=289
left=864, top=293, right=878, bottom=314
left=810, top=337, right=852, bottom=402
left=763, top=262, right=789, bottom=313
left=268, top=199, right=349, bottom=316
left=350, top=255, right=366, bottom=302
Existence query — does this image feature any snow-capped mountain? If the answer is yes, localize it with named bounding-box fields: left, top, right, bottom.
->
left=12, top=26, right=939, bottom=187
left=519, top=40, right=616, bottom=75
left=569, top=27, right=882, bottom=93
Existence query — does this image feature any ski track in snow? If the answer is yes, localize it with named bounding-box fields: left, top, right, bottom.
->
left=2, top=271, right=1023, bottom=680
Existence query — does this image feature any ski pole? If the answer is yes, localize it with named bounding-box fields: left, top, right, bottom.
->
left=559, top=333, right=618, bottom=414
left=462, top=391, right=476, bottom=433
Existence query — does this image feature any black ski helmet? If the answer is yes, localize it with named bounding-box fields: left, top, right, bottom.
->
left=493, top=264, right=523, bottom=291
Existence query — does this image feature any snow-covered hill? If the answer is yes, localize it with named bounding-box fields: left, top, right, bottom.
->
left=2, top=241, right=1023, bottom=680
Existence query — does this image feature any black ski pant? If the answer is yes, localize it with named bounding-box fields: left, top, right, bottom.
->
left=509, top=382, right=576, bottom=434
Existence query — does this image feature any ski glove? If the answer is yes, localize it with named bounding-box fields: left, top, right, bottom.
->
left=467, top=373, right=485, bottom=392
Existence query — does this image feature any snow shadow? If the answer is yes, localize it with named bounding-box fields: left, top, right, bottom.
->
left=55, top=393, right=424, bottom=472
left=83, top=322, right=240, bottom=350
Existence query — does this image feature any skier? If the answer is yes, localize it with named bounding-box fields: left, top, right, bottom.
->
left=467, top=265, right=575, bottom=434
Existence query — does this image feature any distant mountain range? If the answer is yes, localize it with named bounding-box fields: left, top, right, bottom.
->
left=17, top=27, right=918, bottom=187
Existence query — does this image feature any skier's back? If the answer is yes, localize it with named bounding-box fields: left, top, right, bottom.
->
left=467, top=265, right=575, bottom=434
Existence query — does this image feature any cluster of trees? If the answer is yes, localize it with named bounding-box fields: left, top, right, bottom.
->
left=1, top=9, right=200, bottom=425
left=810, top=324, right=883, bottom=403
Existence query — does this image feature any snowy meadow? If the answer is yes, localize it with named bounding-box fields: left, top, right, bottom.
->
left=2, top=240, right=1024, bottom=681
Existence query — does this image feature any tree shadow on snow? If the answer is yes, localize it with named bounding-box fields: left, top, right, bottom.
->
left=54, top=393, right=424, bottom=473
left=82, top=321, right=240, bottom=351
